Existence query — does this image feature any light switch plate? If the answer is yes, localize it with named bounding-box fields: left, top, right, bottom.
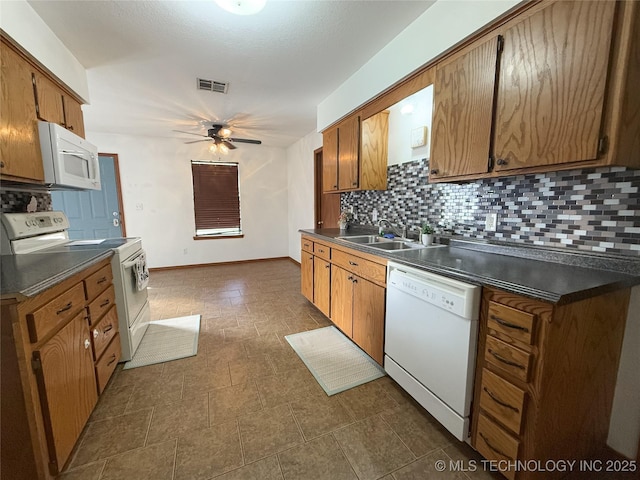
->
left=485, top=213, right=497, bottom=232
left=411, top=126, right=427, bottom=148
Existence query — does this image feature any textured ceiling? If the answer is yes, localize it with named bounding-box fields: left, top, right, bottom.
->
left=27, top=0, right=435, bottom=147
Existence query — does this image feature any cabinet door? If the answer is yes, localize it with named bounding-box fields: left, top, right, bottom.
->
left=494, top=1, right=616, bottom=171
left=337, top=115, right=360, bottom=190
left=33, top=311, right=97, bottom=473
left=33, top=71, right=65, bottom=125
left=360, top=111, right=388, bottom=190
left=330, top=265, right=353, bottom=337
left=352, top=276, right=385, bottom=364
left=0, top=41, right=44, bottom=181
left=63, top=95, right=85, bottom=138
left=322, top=127, right=338, bottom=192
left=430, top=36, right=499, bottom=179
left=301, top=252, right=314, bottom=303
left=313, top=257, right=331, bottom=318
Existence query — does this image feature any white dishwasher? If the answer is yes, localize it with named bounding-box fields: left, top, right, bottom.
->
left=384, top=261, right=481, bottom=441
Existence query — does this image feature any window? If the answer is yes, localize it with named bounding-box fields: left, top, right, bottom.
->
left=191, top=161, right=242, bottom=237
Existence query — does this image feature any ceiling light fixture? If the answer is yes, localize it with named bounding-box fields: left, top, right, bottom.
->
left=214, top=0, right=266, bottom=15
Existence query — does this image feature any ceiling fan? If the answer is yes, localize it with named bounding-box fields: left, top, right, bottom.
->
left=174, top=124, right=262, bottom=152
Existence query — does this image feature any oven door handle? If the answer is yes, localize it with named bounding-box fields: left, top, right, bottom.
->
left=123, top=253, right=145, bottom=269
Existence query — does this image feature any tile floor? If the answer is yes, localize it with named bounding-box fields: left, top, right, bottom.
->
left=56, top=260, right=630, bottom=480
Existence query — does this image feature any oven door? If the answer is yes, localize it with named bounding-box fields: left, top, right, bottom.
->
left=121, top=250, right=149, bottom=326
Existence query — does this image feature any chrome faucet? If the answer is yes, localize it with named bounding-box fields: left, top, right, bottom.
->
left=378, top=218, right=407, bottom=238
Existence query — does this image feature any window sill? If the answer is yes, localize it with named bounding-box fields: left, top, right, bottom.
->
left=193, top=234, right=244, bottom=240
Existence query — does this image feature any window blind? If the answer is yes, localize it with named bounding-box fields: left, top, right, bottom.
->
left=191, top=161, right=241, bottom=235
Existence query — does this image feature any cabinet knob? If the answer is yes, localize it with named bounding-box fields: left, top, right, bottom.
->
left=430, top=169, right=439, bottom=175
left=351, top=182, right=357, bottom=186
left=68, top=125, right=74, bottom=130
left=496, top=158, right=508, bottom=166
left=93, top=329, right=99, bottom=339
left=333, top=185, right=338, bottom=189
left=84, top=339, right=91, bottom=349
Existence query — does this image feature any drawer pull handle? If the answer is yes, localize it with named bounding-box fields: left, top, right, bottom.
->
left=100, top=299, right=110, bottom=308
left=93, top=329, right=99, bottom=339
left=97, top=276, right=108, bottom=284
left=107, top=354, right=117, bottom=366
left=483, top=387, right=519, bottom=413
left=479, top=432, right=510, bottom=459
left=56, top=302, right=73, bottom=315
left=488, top=349, right=525, bottom=370
left=491, top=315, right=529, bottom=333
left=103, top=324, right=113, bottom=333
left=347, top=275, right=353, bottom=281
left=84, top=339, right=91, bottom=350
left=325, top=263, right=330, bottom=269
left=352, top=278, right=358, bottom=284
left=348, top=261, right=358, bottom=266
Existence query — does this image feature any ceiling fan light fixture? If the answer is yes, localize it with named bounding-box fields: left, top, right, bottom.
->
left=219, top=143, right=229, bottom=154
left=209, top=144, right=218, bottom=153
left=221, top=128, right=232, bottom=137
left=214, top=0, right=266, bottom=15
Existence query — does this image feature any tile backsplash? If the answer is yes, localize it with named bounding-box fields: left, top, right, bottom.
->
left=342, top=159, right=640, bottom=256
left=0, top=189, right=52, bottom=213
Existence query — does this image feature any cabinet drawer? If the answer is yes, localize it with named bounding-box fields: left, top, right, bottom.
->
left=479, top=369, right=526, bottom=435
left=301, top=237, right=314, bottom=254
left=26, top=282, right=86, bottom=343
left=88, top=285, right=115, bottom=325
left=95, top=333, right=121, bottom=394
left=91, top=306, right=119, bottom=360
left=331, top=249, right=386, bottom=285
left=475, top=413, right=519, bottom=480
left=313, top=242, right=331, bottom=261
left=488, top=301, right=535, bottom=345
left=84, top=264, right=113, bottom=300
left=485, top=335, right=533, bottom=382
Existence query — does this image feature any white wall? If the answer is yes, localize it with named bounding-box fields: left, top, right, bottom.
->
left=286, top=130, right=322, bottom=263
left=387, top=86, right=433, bottom=166
left=86, top=132, right=288, bottom=269
left=0, top=0, right=90, bottom=101
left=317, top=0, right=520, bottom=130
left=608, top=286, right=640, bottom=459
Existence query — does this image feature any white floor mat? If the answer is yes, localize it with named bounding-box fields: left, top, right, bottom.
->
left=123, top=315, right=200, bottom=370
left=285, top=326, right=386, bottom=395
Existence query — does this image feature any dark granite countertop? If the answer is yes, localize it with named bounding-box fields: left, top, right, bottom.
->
left=1, top=249, right=113, bottom=301
left=300, top=228, right=640, bottom=304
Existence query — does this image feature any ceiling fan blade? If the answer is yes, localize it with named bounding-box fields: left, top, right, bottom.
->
left=173, top=130, right=208, bottom=138
left=184, top=139, right=211, bottom=144
left=229, top=137, right=262, bottom=145
left=222, top=140, right=237, bottom=150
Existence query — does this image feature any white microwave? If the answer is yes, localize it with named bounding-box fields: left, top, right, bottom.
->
left=38, top=121, right=101, bottom=190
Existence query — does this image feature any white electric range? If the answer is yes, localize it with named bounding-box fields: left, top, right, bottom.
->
left=1, top=211, right=150, bottom=361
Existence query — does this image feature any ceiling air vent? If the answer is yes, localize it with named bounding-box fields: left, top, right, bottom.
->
left=197, top=78, right=229, bottom=94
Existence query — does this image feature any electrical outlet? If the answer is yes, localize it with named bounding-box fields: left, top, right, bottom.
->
left=485, top=213, right=498, bottom=232
left=135, top=203, right=144, bottom=211
left=372, top=208, right=378, bottom=222
left=183, top=248, right=188, bottom=255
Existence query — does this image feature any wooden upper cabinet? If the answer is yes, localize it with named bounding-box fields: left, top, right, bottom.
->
left=0, top=41, right=44, bottom=181
left=360, top=110, right=389, bottom=190
left=337, top=115, right=360, bottom=190
left=430, top=36, right=499, bottom=179
left=322, top=126, right=338, bottom=192
left=33, top=71, right=65, bottom=126
left=63, top=96, right=85, bottom=138
left=493, top=0, right=616, bottom=172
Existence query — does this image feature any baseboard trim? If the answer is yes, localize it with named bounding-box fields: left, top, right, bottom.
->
left=149, top=256, right=295, bottom=272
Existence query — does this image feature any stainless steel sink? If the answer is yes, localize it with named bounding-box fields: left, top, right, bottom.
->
left=367, top=241, right=426, bottom=251
left=337, top=235, right=392, bottom=244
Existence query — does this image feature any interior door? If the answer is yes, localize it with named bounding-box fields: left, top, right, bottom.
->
left=52, top=154, right=125, bottom=239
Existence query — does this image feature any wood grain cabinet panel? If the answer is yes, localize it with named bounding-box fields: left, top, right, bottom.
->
left=330, top=265, right=354, bottom=337
left=33, top=310, right=97, bottom=474
left=313, top=257, right=331, bottom=318
left=62, top=96, right=85, bottom=138
left=479, top=369, right=526, bottom=435
left=95, top=332, right=121, bottom=394
left=322, top=126, right=339, bottom=192
left=87, top=285, right=115, bottom=326
left=485, top=335, right=532, bottom=382
left=33, top=71, right=65, bottom=126
left=430, top=35, right=499, bottom=179
left=91, top=306, right=119, bottom=361
left=26, top=282, right=86, bottom=343
left=475, top=414, right=519, bottom=480
left=84, top=264, right=113, bottom=300
left=494, top=0, right=616, bottom=171
left=0, top=40, right=44, bottom=181
left=360, top=111, right=389, bottom=191
left=337, top=115, right=360, bottom=190
left=300, top=251, right=314, bottom=303
left=351, top=276, right=385, bottom=364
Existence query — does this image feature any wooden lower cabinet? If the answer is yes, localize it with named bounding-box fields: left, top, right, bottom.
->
left=32, top=311, right=97, bottom=472
left=1, top=257, right=121, bottom=479
left=330, top=265, right=354, bottom=337
left=300, top=251, right=314, bottom=303
left=351, top=275, right=385, bottom=364
left=471, top=287, right=631, bottom=480
left=313, top=256, right=331, bottom=317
